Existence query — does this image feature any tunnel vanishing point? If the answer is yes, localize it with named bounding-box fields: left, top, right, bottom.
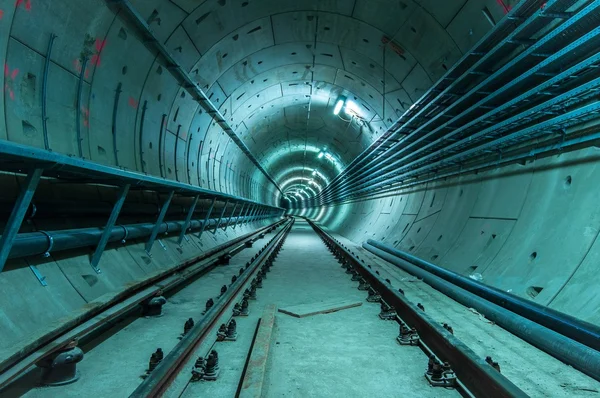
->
left=1, top=0, right=600, bottom=397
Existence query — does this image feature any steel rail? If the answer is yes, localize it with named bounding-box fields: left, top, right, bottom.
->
left=363, top=241, right=600, bottom=383
left=130, top=218, right=294, bottom=397
left=0, top=218, right=286, bottom=389
left=308, top=220, right=527, bottom=398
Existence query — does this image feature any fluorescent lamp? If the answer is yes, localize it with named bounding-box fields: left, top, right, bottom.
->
left=333, top=95, right=346, bottom=115
left=318, top=151, right=325, bottom=159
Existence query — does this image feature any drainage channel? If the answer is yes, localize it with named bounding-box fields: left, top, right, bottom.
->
left=307, top=219, right=528, bottom=398
left=2, top=219, right=288, bottom=397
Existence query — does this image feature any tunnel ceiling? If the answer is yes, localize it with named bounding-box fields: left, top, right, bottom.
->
left=129, top=0, right=513, bottom=199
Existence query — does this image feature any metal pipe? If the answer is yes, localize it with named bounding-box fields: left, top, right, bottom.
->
left=4, top=214, right=262, bottom=261
left=366, top=239, right=600, bottom=351
left=363, top=242, right=600, bottom=382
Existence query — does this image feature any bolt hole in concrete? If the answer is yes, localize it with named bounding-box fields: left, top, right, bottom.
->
left=527, top=286, right=544, bottom=298
left=156, top=65, right=163, bottom=75
left=409, top=245, right=415, bottom=251
left=122, top=66, right=127, bottom=75
left=437, top=235, right=443, bottom=241
left=530, top=251, right=538, bottom=261
left=157, top=94, right=162, bottom=101
left=565, top=175, right=572, bottom=187
left=118, top=27, right=127, bottom=40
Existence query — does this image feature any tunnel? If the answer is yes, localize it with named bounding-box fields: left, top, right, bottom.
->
left=1, top=0, right=600, bottom=396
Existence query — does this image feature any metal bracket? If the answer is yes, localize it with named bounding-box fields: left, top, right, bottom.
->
left=29, top=263, right=47, bottom=286
left=39, top=231, right=54, bottom=259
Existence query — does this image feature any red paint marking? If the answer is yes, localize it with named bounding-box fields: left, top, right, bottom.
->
left=15, top=0, right=31, bottom=11
left=81, top=106, right=90, bottom=127
left=4, top=63, right=19, bottom=100
left=495, top=0, right=512, bottom=14
left=128, top=96, right=138, bottom=108
left=89, top=39, right=107, bottom=67
left=0, top=9, right=5, bottom=19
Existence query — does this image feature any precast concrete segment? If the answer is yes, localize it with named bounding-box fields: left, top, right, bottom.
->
left=252, top=220, right=457, bottom=398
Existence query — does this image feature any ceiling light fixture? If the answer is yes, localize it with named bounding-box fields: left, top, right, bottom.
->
left=333, top=95, right=347, bottom=116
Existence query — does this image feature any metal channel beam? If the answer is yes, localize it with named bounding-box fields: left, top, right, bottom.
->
left=0, top=169, right=43, bottom=272
left=177, top=195, right=199, bottom=245
left=145, top=191, right=174, bottom=254
left=0, top=141, right=282, bottom=213
left=104, top=0, right=282, bottom=195
left=90, top=184, right=130, bottom=273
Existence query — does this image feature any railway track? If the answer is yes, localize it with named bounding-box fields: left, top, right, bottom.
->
left=5, top=217, right=600, bottom=397
left=0, top=218, right=290, bottom=397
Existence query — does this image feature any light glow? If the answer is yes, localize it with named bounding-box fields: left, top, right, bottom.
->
left=333, top=95, right=347, bottom=116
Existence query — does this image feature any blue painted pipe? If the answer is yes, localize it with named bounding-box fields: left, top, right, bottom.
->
left=365, top=239, right=600, bottom=352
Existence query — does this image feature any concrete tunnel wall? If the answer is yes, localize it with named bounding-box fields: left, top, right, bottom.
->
left=295, top=146, right=600, bottom=326
left=0, top=0, right=540, bottom=365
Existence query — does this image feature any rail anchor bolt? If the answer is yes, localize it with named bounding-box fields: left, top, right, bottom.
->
left=378, top=302, right=396, bottom=320
left=142, top=295, right=167, bottom=317
left=36, top=342, right=84, bottom=386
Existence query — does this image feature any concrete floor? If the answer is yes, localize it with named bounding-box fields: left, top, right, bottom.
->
left=176, top=220, right=455, bottom=397
left=259, top=221, right=453, bottom=398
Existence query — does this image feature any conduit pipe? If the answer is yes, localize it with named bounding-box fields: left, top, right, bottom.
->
left=363, top=241, right=600, bottom=382
left=5, top=215, right=275, bottom=260
left=366, top=239, right=600, bottom=352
